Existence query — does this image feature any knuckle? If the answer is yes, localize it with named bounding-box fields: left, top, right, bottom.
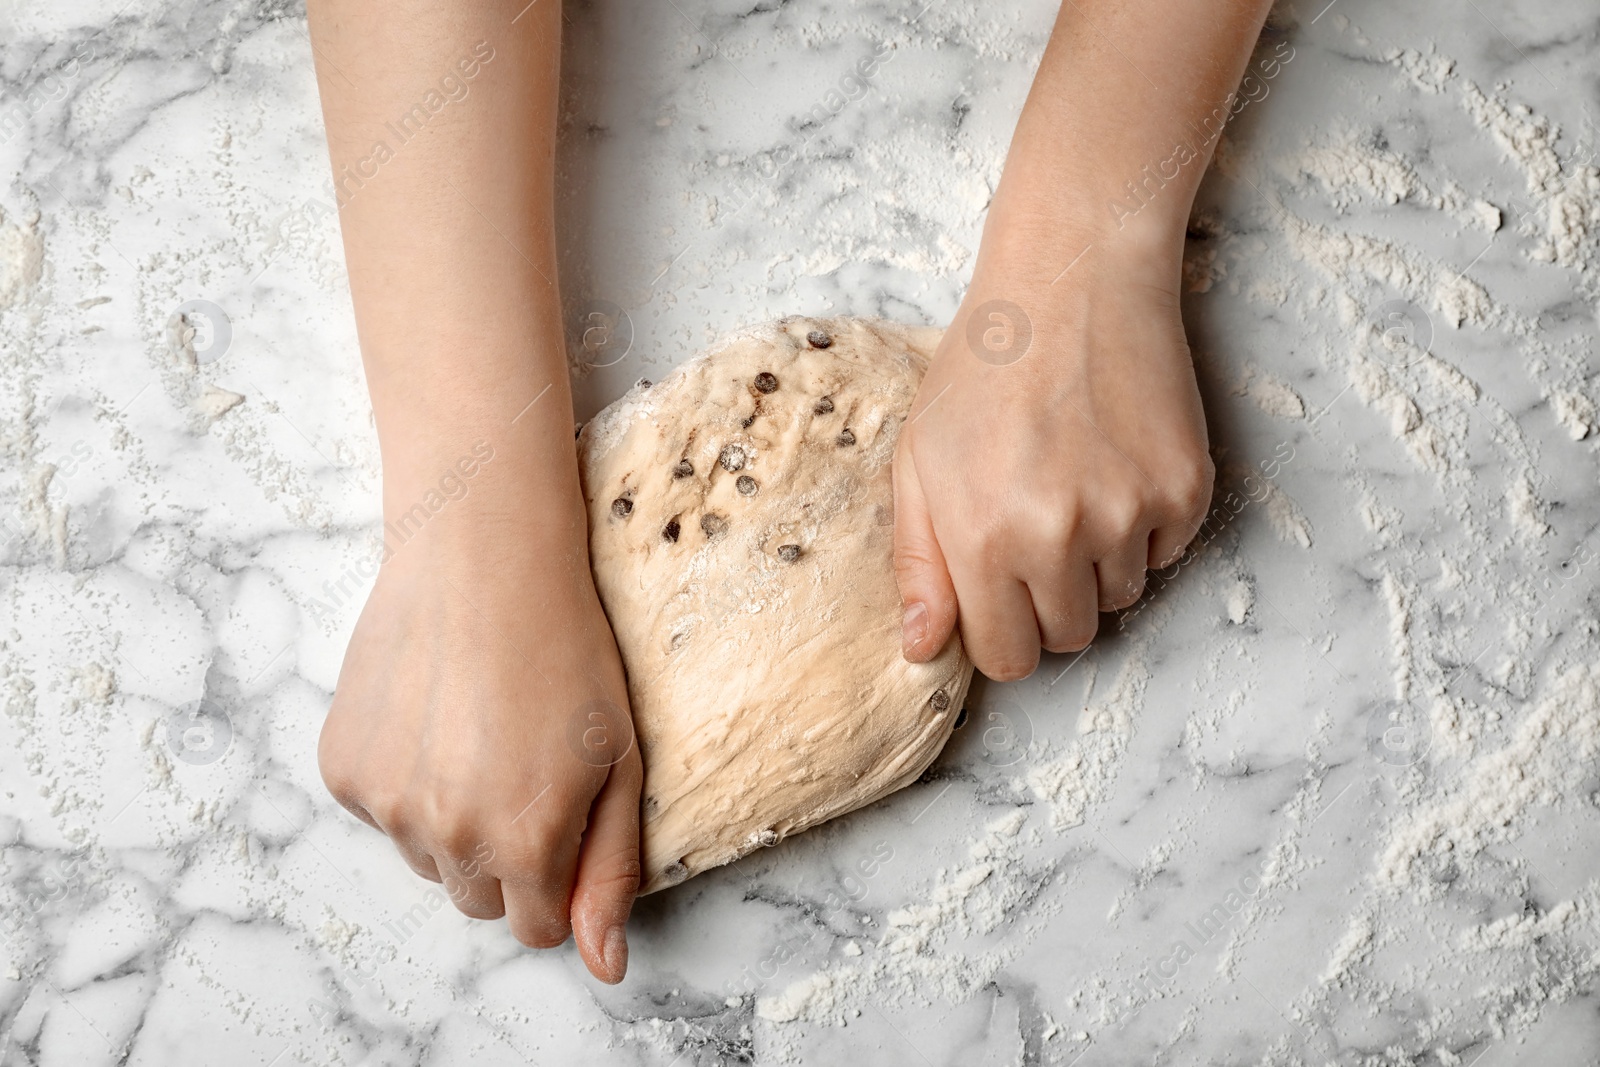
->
left=363, top=792, right=408, bottom=835
left=1038, top=502, right=1081, bottom=553
left=319, top=765, right=359, bottom=812
left=1100, top=577, right=1145, bottom=611
left=504, top=804, right=584, bottom=873
left=316, top=731, right=359, bottom=801
left=505, top=885, right=574, bottom=948
left=1165, top=454, right=1216, bottom=517
left=587, top=855, right=644, bottom=902
left=962, top=517, right=1007, bottom=562
left=1097, top=492, right=1143, bottom=542
left=1045, top=618, right=1098, bottom=654
left=421, top=806, right=480, bottom=857
left=892, top=539, right=940, bottom=582
left=976, top=649, right=1040, bottom=683
left=449, top=888, right=505, bottom=921
left=512, top=917, right=572, bottom=950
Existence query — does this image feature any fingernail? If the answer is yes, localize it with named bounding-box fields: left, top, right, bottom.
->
left=902, top=601, right=929, bottom=656
left=603, top=924, right=628, bottom=982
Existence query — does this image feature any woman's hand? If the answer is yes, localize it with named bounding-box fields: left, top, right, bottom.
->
left=318, top=505, right=642, bottom=984
left=894, top=236, right=1214, bottom=679
left=890, top=0, right=1276, bottom=678
left=307, top=0, right=641, bottom=983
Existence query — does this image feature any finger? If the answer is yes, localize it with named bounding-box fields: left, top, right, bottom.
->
left=570, top=748, right=643, bottom=985
left=391, top=838, right=443, bottom=884
left=893, top=440, right=960, bottom=663
left=1148, top=519, right=1200, bottom=570
left=1095, top=535, right=1151, bottom=611
left=360, top=801, right=445, bottom=883
left=1030, top=558, right=1100, bottom=654
left=318, top=732, right=382, bottom=832
left=499, top=780, right=592, bottom=950
left=950, top=560, right=1041, bottom=682
left=338, top=795, right=381, bottom=831
left=1149, top=462, right=1214, bottom=568
left=432, top=846, right=507, bottom=921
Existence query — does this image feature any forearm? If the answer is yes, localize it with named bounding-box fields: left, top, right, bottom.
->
left=984, top=0, right=1277, bottom=275
left=307, top=0, right=575, bottom=537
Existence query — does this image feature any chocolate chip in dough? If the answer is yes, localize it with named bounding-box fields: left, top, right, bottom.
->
left=777, top=543, right=801, bottom=563
left=929, top=690, right=950, bottom=712
left=806, top=330, right=832, bottom=349
left=611, top=497, right=633, bottom=518
left=813, top=396, right=834, bottom=415
left=736, top=475, right=758, bottom=496
left=663, top=518, right=681, bottom=542
left=701, top=513, right=729, bottom=539
left=673, top=458, right=694, bottom=479
left=836, top=428, right=855, bottom=447
left=718, top=444, right=747, bottom=472
left=753, top=371, right=779, bottom=394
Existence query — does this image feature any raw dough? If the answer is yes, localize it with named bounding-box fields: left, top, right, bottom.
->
left=578, top=317, right=973, bottom=894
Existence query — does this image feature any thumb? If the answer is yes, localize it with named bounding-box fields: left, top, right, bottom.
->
left=892, top=441, right=959, bottom=663
left=570, top=749, right=642, bottom=984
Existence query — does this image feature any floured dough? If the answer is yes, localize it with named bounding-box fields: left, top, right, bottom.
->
left=578, top=317, right=974, bottom=894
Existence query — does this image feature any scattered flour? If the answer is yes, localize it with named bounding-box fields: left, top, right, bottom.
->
left=1280, top=214, right=1506, bottom=332
left=0, top=208, right=44, bottom=308
left=1248, top=373, right=1305, bottom=420
left=755, top=808, right=1042, bottom=1025
left=71, top=663, right=116, bottom=707
left=194, top=384, right=246, bottom=421
left=1456, top=890, right=1596, bottom=954
left=1505, top=472, right=1550, bottom=541
left=1280, top=123, right=1502, bottom=234
left=1388, top=47, right=1455, bottom=95
left=1551, top=390, right=1596, bottom=440
left=1375, top=666, right=1600, bottom=892
left=1258, top=477, right=1313, bottom=549
left=1224, top=579, right=1254, bottom=625
left=18, top=463, right=68, bottom=568
left=1457, top=80, right=1600, bottom=271
left=1319, top=909, right=1376, bottom=987
left=1381, top=570, right=1413, bottom=703
left=1025, top=647, right=1150, bottom=831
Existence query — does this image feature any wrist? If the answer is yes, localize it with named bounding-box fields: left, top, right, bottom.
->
left=377, top=431, right=588, bottom=560
left=978, top=165, right=1190, bottom=291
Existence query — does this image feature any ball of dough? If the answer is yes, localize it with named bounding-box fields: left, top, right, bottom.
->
left=577, top=317, right=973, bottom=894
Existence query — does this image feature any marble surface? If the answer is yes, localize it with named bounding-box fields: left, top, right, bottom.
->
left=3, top=0, right=1600, bottom=1064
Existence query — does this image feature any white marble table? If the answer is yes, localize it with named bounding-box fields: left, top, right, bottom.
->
left=3, top=0, right=1599, bottom=1063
